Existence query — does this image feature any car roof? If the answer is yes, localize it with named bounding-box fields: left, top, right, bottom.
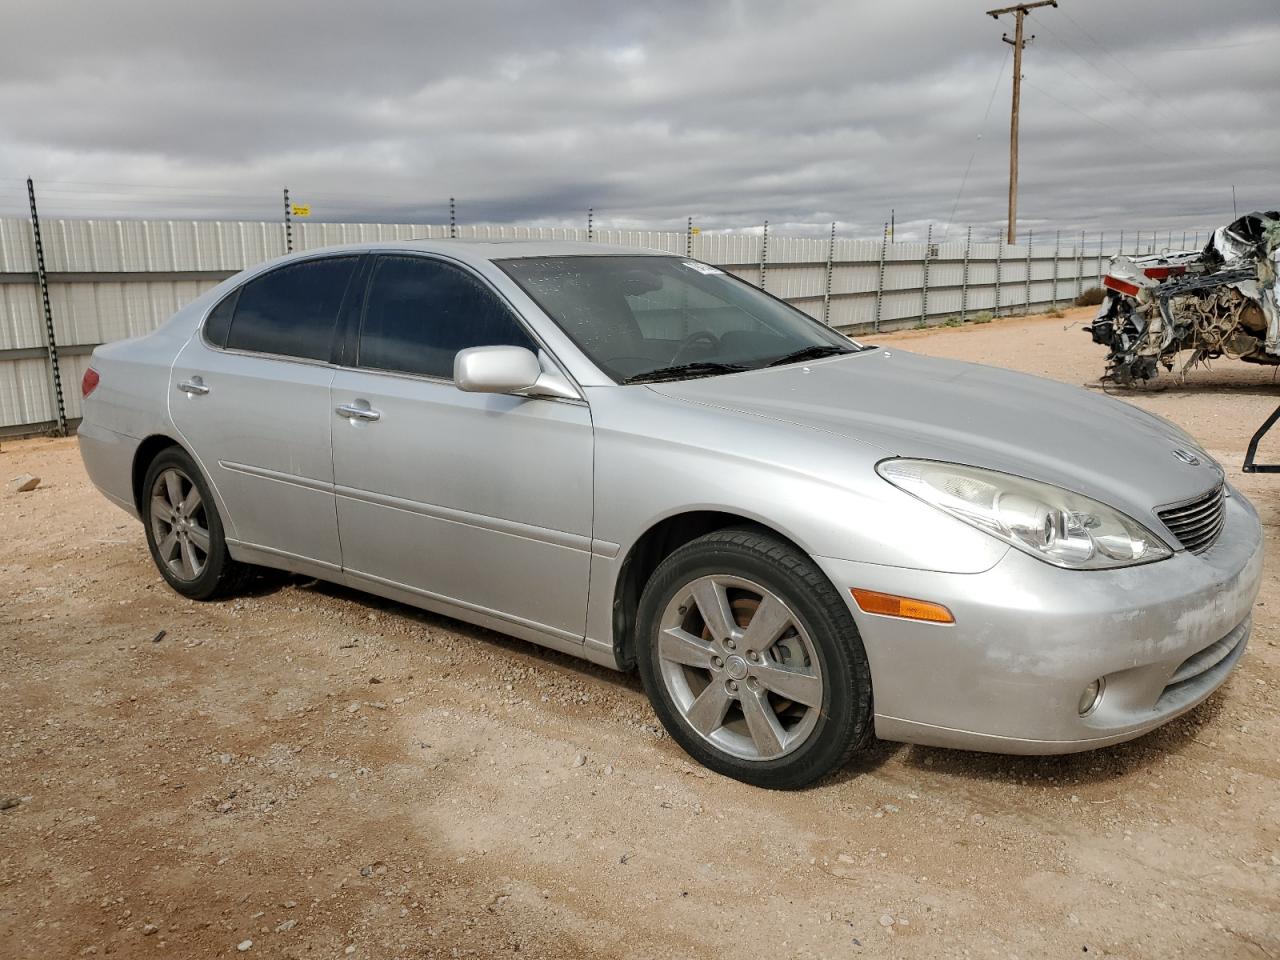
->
left=287, top=238, right=671, bottom=264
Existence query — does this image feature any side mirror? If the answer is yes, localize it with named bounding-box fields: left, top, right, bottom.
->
left=453, top=345, right=580, bottom=400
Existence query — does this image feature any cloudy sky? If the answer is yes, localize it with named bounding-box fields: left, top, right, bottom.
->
left=1, top=0, right=1276, bottom=240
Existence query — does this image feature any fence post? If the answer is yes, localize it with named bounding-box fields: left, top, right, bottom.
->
left=283, top=186, right=293, bottom=253
left=874, top=223, right=887, bottom=332
left=26, top=177, right=67, bottom=436
left=920, top=224, right=933, bottom=325
left=1077, top=230, right=1085, bottom=298
left=960, top=225, right=972, bottom=323
left=449, top=198, right=457, bottom=239
left=686, top=216, right=693, bottom=258
left=1096, top=231, right=1104, bottom=285
left=759, top=220, right=769, bottom=290
left=994, top=235, right=1003, bottom=317
left=1050, top=230, right=1061, bottom=308
left=822, top=221, right=835, bottom=325
left=587, top=208, right=593, bottom=242
left=1024, top=229, right=1033, bottom=313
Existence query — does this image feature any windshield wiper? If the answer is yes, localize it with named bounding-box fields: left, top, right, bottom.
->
left=623, top=361, right=749, bottom=384
left=763, top=344, right=852, bottom=367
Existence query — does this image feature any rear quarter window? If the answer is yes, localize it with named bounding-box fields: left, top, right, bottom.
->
left=202, top=289, right=237, bottom=348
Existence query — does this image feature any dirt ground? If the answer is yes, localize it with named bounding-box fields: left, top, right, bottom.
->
left=2, top=306, right=1278, bottom=959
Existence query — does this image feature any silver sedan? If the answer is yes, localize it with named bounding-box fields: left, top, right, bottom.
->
left=79, top=241, right=1263, bottom=788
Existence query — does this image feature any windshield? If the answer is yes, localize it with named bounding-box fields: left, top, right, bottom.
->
left=497, top=255, right=862, bottom=383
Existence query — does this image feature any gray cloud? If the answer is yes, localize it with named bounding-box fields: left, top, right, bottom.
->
left=1, top=0, right=1276, bottom=240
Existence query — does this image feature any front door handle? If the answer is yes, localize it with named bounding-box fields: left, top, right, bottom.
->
left=335, top=402, right=381, bottom=422
left=177, top=376, right=210, bottom=396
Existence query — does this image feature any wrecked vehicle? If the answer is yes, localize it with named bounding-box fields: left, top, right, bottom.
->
left=1088, top=211, right=1280, bottom=385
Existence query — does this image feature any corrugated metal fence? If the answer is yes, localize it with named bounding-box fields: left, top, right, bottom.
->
left=0, top=216, right=1127, bottom=436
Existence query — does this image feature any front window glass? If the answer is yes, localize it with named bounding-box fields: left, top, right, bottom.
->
left=498, top=255, right=860, bottom=382
left=358, top=255, right=537, bottom=379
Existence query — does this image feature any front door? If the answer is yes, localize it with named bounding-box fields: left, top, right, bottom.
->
left=329, top=254, right=594, bottom=643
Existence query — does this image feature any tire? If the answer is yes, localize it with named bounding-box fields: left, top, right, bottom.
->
left=636, top=527, right=872, bottom=789
left=141, top=446, right=253, bottom=601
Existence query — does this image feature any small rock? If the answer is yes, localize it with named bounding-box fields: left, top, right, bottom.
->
left=345, top=946, right=356, bottom=955
left=347, top=703, right=361, bottom=714
left=151, top=630, right=167, bottom=643
left=1226, top=783, right=1235, bottom=795
left=9, top=474, right=40, bottom=493
left=142, top=924, right=158, bottom=936
left=275, top=919, right=297, bottom=933
left=237, top=940, right=252, bottom=952
left=0, top=797, right=20, bottom=811
left=882, top=803, right=900, bottom=814
left=603, top=764, right=614, bottom=775
left=572, top=754, right=586, bottom=768
left=878, top=914, right=895, bottom=928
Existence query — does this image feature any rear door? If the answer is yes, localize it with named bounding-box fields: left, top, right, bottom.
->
left=170, top=255, right=364, bottom=569
left=329, top=253, right=594, bottom=642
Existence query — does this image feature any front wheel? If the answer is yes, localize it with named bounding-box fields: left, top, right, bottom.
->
left=636, top=527, right=873, bottom=789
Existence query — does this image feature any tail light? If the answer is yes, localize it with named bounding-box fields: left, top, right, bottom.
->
left=1142, top=265, right=1186, bottom=280
left=82, top=367, right=100, bottom=398
left=1102, top=275, right=1141, bottom=298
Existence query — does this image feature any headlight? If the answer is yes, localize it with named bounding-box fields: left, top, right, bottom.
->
left=877, top=459, right=1172, bottom=570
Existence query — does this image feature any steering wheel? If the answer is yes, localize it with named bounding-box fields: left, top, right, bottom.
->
left=670, top=331, right=721, bottom=365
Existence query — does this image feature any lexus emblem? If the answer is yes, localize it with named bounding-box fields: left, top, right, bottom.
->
left=1172, top=449, right=1200, bottom=466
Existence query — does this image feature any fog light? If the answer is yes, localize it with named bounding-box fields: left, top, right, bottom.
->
left=1078, top=678, right=1105, bottom=716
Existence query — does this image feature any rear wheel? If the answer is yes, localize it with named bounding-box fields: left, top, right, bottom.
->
left=636, top=527, right=873, bottom=789
left=142, top=447, right=251, bottom=600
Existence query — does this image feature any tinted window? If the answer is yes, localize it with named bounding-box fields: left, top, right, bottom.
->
left=358, top=256, right=536, bottom=378
left=499, top=256, right=856, bottom=382
left=203, top=289, right=237, bottom=348
left=225, top=257, right=358, bottom=360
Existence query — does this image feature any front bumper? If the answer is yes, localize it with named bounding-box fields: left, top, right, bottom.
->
left=815, top=488, right=1263, bottom=754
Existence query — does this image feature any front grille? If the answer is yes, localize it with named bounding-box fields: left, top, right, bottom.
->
left=1156, top=484, right=1225, bottom=554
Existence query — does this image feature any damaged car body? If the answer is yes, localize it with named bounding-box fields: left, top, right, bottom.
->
left=1088, top=211, right=1280, bottom=386
left=78, top=241, right=1264, bottom=789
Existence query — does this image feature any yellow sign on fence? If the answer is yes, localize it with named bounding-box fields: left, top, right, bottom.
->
left=691, top=226, right=701, bottom=235
left=291, top=204, right=311, bottom=217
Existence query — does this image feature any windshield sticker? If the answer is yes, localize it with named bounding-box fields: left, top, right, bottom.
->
left=681, top=261, right=723, bottom=275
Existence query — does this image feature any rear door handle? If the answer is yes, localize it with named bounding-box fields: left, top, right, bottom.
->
left=177, top=376, right=210, bottom=396
left=335, top=402, right=381, bottom=422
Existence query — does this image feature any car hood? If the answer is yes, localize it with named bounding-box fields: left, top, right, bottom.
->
left=648, top=348, right=1223, bottom=522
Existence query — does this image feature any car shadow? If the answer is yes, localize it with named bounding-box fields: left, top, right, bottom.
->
left=888, top=693, right=1228, bottom=787
left=269, top=571, right=646, bottom=692
left=243, top=570, right=1233, bottom=792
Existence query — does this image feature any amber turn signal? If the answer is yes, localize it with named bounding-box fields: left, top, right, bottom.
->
left=850, top=588, right=954, bottom=624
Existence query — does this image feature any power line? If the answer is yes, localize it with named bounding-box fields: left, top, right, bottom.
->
left=942, top=46, right=1010, bottom=240
left=1043, top=7, right=1217, bottom=141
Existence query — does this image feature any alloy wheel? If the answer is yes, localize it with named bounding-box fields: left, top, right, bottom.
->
left=656, top=575, right=825, bottom=761
left=149, top=467, right=210, bottom=582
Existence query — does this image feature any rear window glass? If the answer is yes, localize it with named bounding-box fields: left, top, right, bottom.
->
left=225, top=257, right=359, bottom=361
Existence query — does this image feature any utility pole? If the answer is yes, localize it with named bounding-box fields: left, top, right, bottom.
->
left=987, top=0, right=1057, bottom=243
